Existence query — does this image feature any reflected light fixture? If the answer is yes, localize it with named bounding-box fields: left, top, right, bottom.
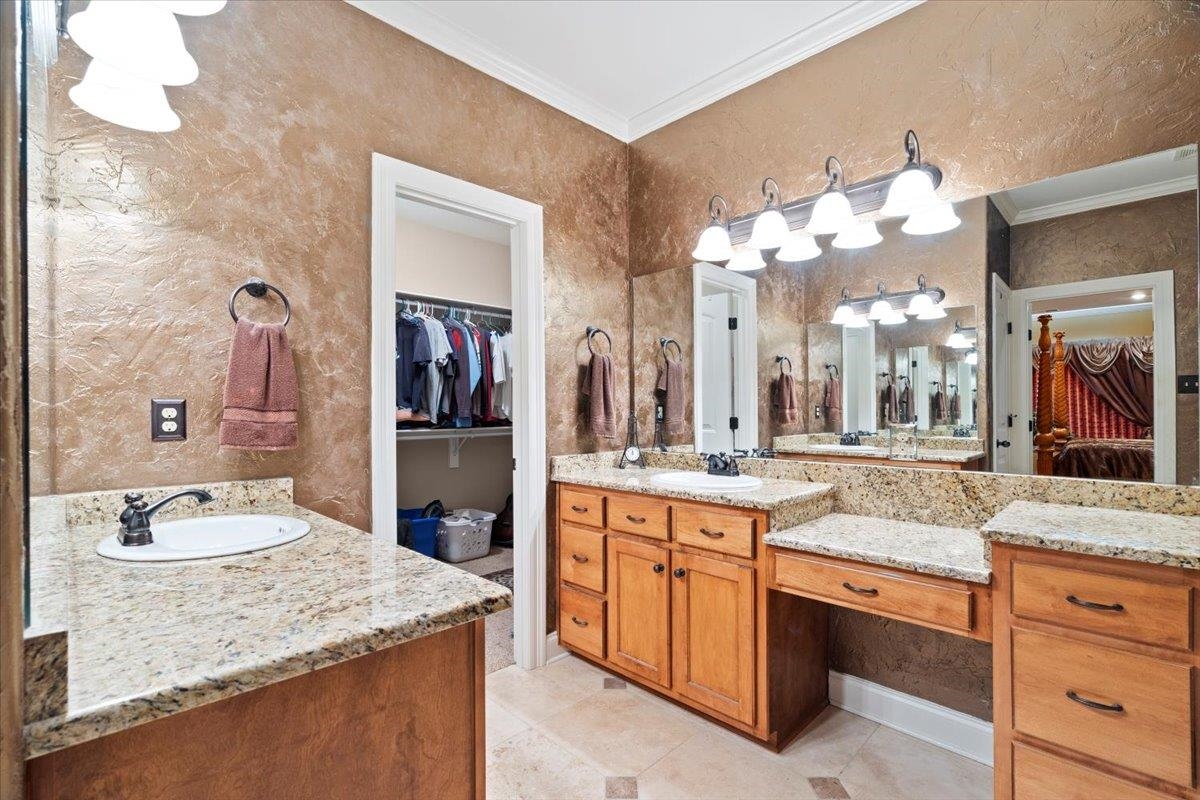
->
left=965, top=348, right=979, bottom=366
left=902, top=200, right=961, bottom=236
left=844, top=313, right=870, bottom=328
left=805, top=156, right=855, bottom=236
left=880, top=309, right=907, bottom=325
left=776, top=231, right=822, bottom=262
left=867, top=283, right=892, bottom=321
left=68, top=59, right=181, bottom=132
left=691, top=195, right=733, bottom=263
left=67, top=0, right=200, bottom=86
left=1131, top=290, right=1148, bottom=301
left=747, top=178, right=791, bottom=250
left=916, top=301, right=947, bottom=320
left=946, top=320, right=976, bottom=349
left=726, top=246, right=766, bottom=272
left=830, top=289, right=856, bottom=325
left=905, top=274, right=935, bottom=315
left=832, top=220, right=882, bottom=250
left=881, top=130, right=940, bottom=217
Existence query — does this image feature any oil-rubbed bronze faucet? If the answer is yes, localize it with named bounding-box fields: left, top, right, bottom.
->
left=703, top=452, right=740, bottom=477
left=118, top=489, right=214, bottom=546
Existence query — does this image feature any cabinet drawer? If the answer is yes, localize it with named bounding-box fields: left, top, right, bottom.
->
left=1012, top=743, right=1169, bottom=800
left=674, top=507, right=755, bottom=559
left=773, top=552, right=973, bottom=633
left=560, top=487, right=605, bottom=529
left=559, top=586, right=605, bottom=659
left=608, top=495, right=670, bottom=541
left=1012, top=628, right=1193, bottom=787
left=559, top=525, right=605, bottom=593
left=1011, top=561, right=1191, bottom=651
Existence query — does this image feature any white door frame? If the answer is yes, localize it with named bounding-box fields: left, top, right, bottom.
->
left=692, top=262, right=758, bottom=453
left=1007, top=270, right=1175, bottom=484
left=990, top=273, right=1014, bottom=473
left=370, top=153, right=547, bottom=669
left=840, top=321, right=876, bottom=433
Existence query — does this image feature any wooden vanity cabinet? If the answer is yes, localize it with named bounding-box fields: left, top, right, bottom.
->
left=993, top=543, right=1200, bottom=800
left=607, top=535, right=672, bottom=686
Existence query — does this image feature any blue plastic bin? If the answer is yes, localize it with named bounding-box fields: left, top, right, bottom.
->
left=398, top=508, right=439, bottom=557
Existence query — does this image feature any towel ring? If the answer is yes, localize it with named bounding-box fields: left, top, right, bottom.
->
left=659, top=337, right=682, bottom=363
left=776, top=355, right=793, bottom=375
left=824, top=362, right=839, bottom=379
left=586, top=326, right=612, bottom=355
left=229, top=278, right=291, bottom=326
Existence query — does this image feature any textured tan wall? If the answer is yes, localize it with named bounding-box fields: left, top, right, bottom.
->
left=1010, top=192, right=1199, bottom=484
left=29, top=1, right=631, bottom=531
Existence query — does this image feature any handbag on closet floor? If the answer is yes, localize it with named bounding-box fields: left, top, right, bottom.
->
left=492, top=494, right=514, bottom=548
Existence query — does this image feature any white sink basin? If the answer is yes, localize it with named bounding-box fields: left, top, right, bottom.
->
left=809, top=444, right=879, bottom=452
left=649, top=472, right=763, bottom=493
left=97, top=514, right=311, bottom=562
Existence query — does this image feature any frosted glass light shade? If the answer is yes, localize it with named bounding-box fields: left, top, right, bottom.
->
left=917, top=302, right=948, bottom=320
left=68, top=1, right=199, bottom=86
left=902, top=200, right=961, bottom=236
left=153, top=0, right=227, bottom=14
left=69, top=59, right=181, bottom=132
left=830, top=300, right=856, bottom=325
left=832, top=221, right=882, bottom=250
left=747, top=207, right=790, bottom=250
left=965, top=349, right=979, bottom=366
left=946, top=331, right=969, bottom=349
left=692, top=223, right=733, bottom=262
left=905, top=291, right=935, bottom=316
left=726, top=247, right=766, bottom=272
left=805, top=189, right=854, bottom=235
left=879, top=309, right=907, bottom=326
left=867, top=297, right=892, bottom=321
left=776, top=232, right=821, bottom=262
left=881, top=165, right=938, bottom=217
left=844, top=313, right=870, bottom=329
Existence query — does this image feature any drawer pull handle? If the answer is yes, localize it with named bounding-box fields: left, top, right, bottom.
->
left=1066, top=595, right=1125, bottom=613
left=673, top=567, right=686, bottom=579
left=1066, top=690, right=1123, bottom=713
left=699, top=528, right=725, bottom=539
left=653, top=563, right=666, bottom=574
left=571, top=554, right=589, bottom=564
left=570, top=505, right=589, bottom=514
left=626, top=514, right=647, bottom=524
left=570, top=616, right=589, bottom=627
left=842, top=581, right=879, bottom=596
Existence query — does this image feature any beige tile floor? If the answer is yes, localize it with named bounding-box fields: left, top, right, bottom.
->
left=486, top=655, right=992, bottom=800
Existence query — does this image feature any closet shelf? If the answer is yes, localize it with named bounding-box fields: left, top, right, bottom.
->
left=395, top=427, right=513, bottom=442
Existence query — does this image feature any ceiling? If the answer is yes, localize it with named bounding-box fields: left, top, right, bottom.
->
left=347, top=0, right=921, bottom=142
left=395, top=195, right=510, bottom=244
left=993, top=145, right=1198, bottom=225
left=1031, top=293, right=1152, bottom=314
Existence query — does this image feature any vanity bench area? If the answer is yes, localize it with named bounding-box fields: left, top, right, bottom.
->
left=551, top=455, right=1200, bottom=800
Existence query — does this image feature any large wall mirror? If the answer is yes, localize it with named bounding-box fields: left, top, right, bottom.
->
left=632, top=144, right=1198, bottom=487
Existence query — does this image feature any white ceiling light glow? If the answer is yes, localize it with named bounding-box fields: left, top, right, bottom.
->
left=691, top=194, right=733, bottom=263
left=746, top=177, right=791, bottom=251
left=805, top=156, right=855, bottom=236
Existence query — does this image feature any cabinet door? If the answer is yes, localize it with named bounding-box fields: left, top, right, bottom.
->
left=607, top=536, right=671, bottom=687
left=671, top=551, right=755, bottom=725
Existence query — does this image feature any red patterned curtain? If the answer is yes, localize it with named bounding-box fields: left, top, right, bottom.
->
left=1032, top=335, right=1151, bottom=440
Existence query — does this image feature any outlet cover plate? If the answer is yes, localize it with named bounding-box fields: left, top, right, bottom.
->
left=151, top=399, right=187, bottom=441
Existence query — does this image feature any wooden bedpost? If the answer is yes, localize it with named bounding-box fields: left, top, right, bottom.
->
left=1034, top=315, right=1055, bottom=476
left=1051, top=331, right=1070, bottom=452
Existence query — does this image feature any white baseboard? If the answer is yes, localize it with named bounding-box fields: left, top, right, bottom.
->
left=544, top=632, right=569, bottom=664
left=828, top=670, right=993, bottom=766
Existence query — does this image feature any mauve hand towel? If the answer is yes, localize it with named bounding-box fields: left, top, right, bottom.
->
left=656, top=356, right=685, bottom=434
left=219, top=318, right=298, bottom=450
left=824, top=377, right=842, bottom=425
left=773, top=373, right=798, bottom=424
left=583, top=352, right=617, bottom=438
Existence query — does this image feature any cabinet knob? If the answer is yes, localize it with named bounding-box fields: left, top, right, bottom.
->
left=673, top=567, right=686, bottom=579
left=653, top=563, right=665, bottom=574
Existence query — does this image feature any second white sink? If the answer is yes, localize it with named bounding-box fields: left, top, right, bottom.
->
left=649, top=472, right=764, bottom=493
left=97, top=514, right=311, bottom=562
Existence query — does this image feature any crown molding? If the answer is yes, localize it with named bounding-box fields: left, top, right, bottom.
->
left=347, top=0, right=921, bottom=143
left=989, top=192, right=1019, bottom=226
left=626, top=1, right=923, bottom=141
left=1011, top=175, right=1197, bottom=225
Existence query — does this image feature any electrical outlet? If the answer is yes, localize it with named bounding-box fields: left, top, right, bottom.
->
left=151, top=399, right=187, bottom=441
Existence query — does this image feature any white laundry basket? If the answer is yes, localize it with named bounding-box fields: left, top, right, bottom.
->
left=436, top=509, right=497, bottom=563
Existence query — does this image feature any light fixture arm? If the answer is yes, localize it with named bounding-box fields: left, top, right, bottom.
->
left=904, top=130, right=921, bottom=166
left=760, top=178, right=783, bottom=210
left=838, top=276, right=947, bottom=315
left=824, top=157, right=846, bottom=192
left=707, top=194, right=730, bottom=227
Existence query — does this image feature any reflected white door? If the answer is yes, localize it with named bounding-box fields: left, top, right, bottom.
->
left=910, top=346, right=930, bottom=431
left=700, top=292, right=734, bottom=452
left=841, top=323, right=876, bottom=433
left=991, top=273, right=1016, bottom=473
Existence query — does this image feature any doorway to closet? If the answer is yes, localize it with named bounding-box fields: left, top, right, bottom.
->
left=371, top=154, right=547, bottom=671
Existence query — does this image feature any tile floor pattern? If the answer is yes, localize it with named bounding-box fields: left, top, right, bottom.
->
left=486, top=656, right=992, bottom=800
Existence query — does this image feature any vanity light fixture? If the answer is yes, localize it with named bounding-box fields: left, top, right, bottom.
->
left=67, top=1, right=200, bottom=86
left=68, top=59, right=181, bottom=132
left=880, top=130, right=941, bottom=217
left=879, top=309, right=907, bottom=326
left=844, top=313, right=870, bottom=329
left=747, top=178, right=791, bottom=250
left=830, top=290, right=857, bottom=325
left=916, top=301, right=948, bottom=320
left=946, top=320, right=977, bottom=349
left=726, top=245, right=766, bottom=272
left=691, top=195, right=734, bottom=263
left=905, top=274, right=936, bottom=315
left=902, top=200, right=962, bottom=236
left=805, top=157, right=855, bottom=236
left=965, top=348, right=979, bottom=366
left=867, top=283, right=893, bottom=321
left=832, top=220, right=882, bottom=250
left=776, top=231, right=822, bottom=262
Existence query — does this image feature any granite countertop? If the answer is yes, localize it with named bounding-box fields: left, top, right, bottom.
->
left=551, top=463, right=834, bottom=513
left=981, top=501, right=1200, bottom=569
left=763, top=513, right=991, bottom=584
left=772, top=441, right=985, bottom=464
left=23, top=488, right=511, bottom=759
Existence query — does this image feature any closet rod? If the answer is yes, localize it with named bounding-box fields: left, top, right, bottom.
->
left=396, top=290, right=511, bottom=316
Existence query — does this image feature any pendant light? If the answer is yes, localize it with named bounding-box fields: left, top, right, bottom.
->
left=67, top=0, right=200, bottom=86
left=805, top=156, right=854, bottom=236
left=881, top=130, right=940, bottom=217
left=832, top=220, right=882, bottom=250
left=68, top=59, right=181, bottom=133
left=905, top=274, right=935, bottom=315
left=747, top=178, right=790, bottom=250
left=691, top=195, right=733, bottom=263
left=726, top=246, right=766, bottom=272
left=830, top=289, right=856, bottom=325
left=902, top=200, right=961, bottom=235
left=776, top=231, right=821, bottom=262
left=867, top=282, right=892, bottom=321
